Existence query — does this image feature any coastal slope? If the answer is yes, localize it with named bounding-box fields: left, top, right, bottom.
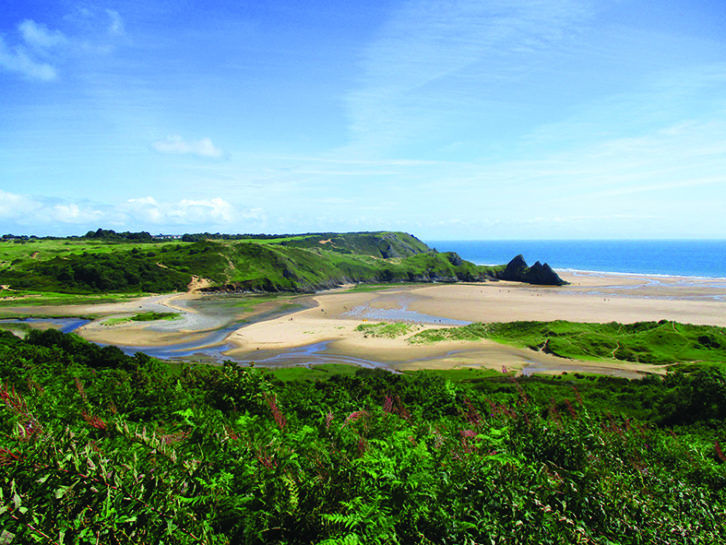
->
left=0, top=230, right=565, bottom=295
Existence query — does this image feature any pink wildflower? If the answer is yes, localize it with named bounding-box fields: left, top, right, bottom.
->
left=265, top=394, right=286, bottom=430
left=343, top=410, right=368, bottom=427
left=716, top=440, right=726, bottom=463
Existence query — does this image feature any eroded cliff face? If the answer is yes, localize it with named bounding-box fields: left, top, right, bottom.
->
left=496, top=254, right=567, bottom=286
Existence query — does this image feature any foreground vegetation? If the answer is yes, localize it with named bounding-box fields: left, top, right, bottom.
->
left=1, top=329, right=725, bottom=544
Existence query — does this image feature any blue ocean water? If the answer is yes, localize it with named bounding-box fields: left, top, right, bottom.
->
left=426, top=240, right=726, bottom=278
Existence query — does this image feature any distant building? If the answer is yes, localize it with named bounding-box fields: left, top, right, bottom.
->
left=152, top=234, right=182, bottom=240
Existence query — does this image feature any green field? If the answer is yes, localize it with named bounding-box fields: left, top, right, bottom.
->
left=0, top=237, right=187, bottom=264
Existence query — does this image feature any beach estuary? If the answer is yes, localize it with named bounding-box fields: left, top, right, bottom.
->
left=3, top=270, right=725, bottom=378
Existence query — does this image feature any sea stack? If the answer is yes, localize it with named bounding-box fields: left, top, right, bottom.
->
left=499, top=254, right=567, bottom=286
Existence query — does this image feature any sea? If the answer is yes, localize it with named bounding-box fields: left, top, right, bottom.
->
left=425, top=240, right=726, bottom=279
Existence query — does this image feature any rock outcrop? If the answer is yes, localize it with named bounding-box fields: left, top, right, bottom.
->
left=446, top=252, right=464, bottom=267
left=497, top=254, right=567, bottom=286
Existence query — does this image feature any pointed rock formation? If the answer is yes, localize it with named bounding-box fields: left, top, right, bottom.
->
left=497, top=254, right=567, bottom=286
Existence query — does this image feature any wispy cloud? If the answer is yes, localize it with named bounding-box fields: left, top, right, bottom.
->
left=153, top=135, right=224, bottom=159
left=18, top=19, right=67, bottom=50
left=0, top=19, right=68, bottom=81
left=345, top=0, right=595, bottom=153
left=63, top=5, right=126, bottom=38
left=0, top=9, right=129, bottom=81
left=442, top=115, right=726, bottom=192
left=0, top=36, right=57, bottom=80
left=105, top=9, right=125, bottom=36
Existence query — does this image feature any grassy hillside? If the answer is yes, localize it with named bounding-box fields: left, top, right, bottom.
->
left=1, top=329, right=724, bottom=544
left=0, top=231, right=504, bottom=295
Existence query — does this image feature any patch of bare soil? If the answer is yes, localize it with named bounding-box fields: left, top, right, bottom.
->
left=187, top=276, right=215, bottom=293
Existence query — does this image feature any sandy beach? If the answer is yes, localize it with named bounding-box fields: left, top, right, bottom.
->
left=4, top=271, right=724, bottom=376
left=223, top=271, right=725, bottom=375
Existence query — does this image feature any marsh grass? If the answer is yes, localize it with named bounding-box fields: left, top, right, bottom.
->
left=0, top=290, right=136, bottom=307
left=409, top=320, right=726, bottom=365
left=0, top=322, right=32, bottom=335
left=355, top=321, right=418, bottom=338
left=409, top=322, right=489, bottom=343
left=103, top=311, right=180, bottom=326
left=345, top=282, right=420, bottom=293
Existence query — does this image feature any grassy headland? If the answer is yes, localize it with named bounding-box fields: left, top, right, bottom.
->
left=0, top=230, right=561, bottom=298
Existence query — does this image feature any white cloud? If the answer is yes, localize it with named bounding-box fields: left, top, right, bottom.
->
left=122, top=196, right=235, bottom=225
left=0, top=36, right=57, bottom=81
left=0, top=191, right=248, bottom=234
left=152, top=135, right=224, bottom=159
left=241, top=207, right=266, bottom=221
left=125, top=197, right=163, bottom=223
left=0, top=190, right=101, bottom=224
left=172, top=198, right=234, bottom=223
left=52, top=203, right=103, bottom=223
left=0, top=190, right=40, bottom=219
left=18, top=19, right=67, bottom=49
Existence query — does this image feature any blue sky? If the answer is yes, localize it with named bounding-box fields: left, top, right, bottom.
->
left=1, top=0, right=725, bottom=239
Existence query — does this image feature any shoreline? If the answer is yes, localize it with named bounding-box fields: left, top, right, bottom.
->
left=560, top=269, right=726, bottom=284
left=430, top=238, right=726, bottom=280
left=474, top=264, right=726, bottom=281
left=2, top=269, right=725, bottom=376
